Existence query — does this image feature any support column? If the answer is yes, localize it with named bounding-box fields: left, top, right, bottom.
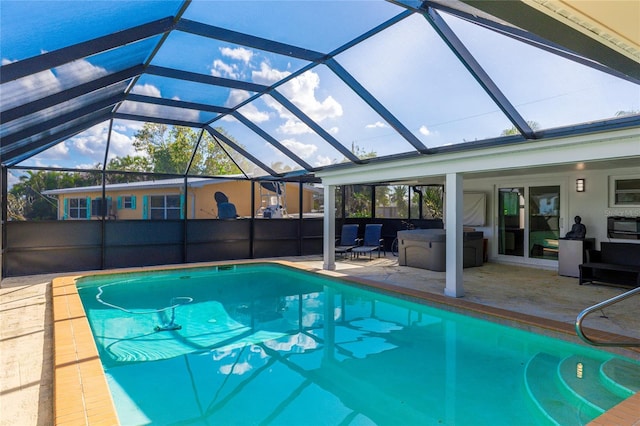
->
left=445, top=173, right=464, bottom=297
left=323, top=184, right=336, bottom=270
left=0, top=166, right=5, bottom=280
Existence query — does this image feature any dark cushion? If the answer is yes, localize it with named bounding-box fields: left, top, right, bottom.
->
left=218, top=202, right=237, bottom=219
left=600, top=242, right=640, bottom=267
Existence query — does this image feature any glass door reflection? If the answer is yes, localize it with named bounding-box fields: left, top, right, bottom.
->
left=498, top=188, right=525, bottom=257
left=529, top=185, right=560, bottom=260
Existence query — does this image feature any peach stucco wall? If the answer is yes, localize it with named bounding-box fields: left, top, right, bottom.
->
left=56, top=181, right=315, bottom=220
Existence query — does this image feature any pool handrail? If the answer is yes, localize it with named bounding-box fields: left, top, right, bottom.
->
left=575, top=286, right=640, bottom=347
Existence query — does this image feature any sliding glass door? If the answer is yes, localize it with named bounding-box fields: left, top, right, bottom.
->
left=529, top=186, right=560, bottom=260
left=497, top=183, right=564, bottom=262
left=498, top=188, right=525, bottom=256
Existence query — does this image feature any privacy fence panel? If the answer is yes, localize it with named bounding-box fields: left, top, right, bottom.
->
left=3, top=218, right=326, bottom=277
left=4, top=221, right=102, bottom=276
left=186, top=219, right=251, bottom=263
left=104, top=220, right=184, bottom=269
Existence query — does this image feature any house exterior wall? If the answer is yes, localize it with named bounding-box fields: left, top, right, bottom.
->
left=462, top=165, right=640, bottom=264
left=55, top=181, right=315, bottom=220
left=318, top=128, right=640, bottom=269
left=191, top=181, right=313, bottom=218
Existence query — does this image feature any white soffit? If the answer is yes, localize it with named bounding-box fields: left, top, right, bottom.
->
left=316, top=128, right=640, bottom=185
left=523, top=0, right=640, bottom=64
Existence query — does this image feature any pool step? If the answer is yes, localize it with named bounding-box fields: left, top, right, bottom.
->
left=600, top=358, right=640, bottom=395
left=525, top=353, right=640, bottom=426
left=525, top=353, right=594, bottom=425
left=558, top=356, right=623, bottom=413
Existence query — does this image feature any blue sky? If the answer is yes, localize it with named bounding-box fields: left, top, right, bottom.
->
left=2, top=0, right=639, bottom=182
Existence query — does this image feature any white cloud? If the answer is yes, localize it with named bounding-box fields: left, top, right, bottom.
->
left=107, top=129, right=138, bottom=159
left=34, top=141, right=70, bottom=161
left=278, top=119, right=312, bottom=135
left=2, top=58, right=108, bottom=111
left=56, top=59, right=108, bottom=86
left=225, top=63, right=345, bottom=136
left=239, top=104, right=270, bottom=123
left=226, top=89, right=250, bottom=107
left=232, top=90, right=270, bottom=123
left=220, top=47, right=253, bottom=64
left=74, top=162, right=100, bottom=170
left=211, top=59, right=239, bottom=79
left=67, top=123, right=136, bottom=165
left=252, top=62, right=290, bottom=85
left=329, top=126, right=339, bottom=135
left=118, top=98, right=199, bottom=122
left=366, top=121, right=387, bottom=129
left=72, top=127, right=105, bottom=158
left=314, top=155, right=334, bottom=167
left=280, top=71, right=343, bottom=123
left=253, top=65, right=344, bottom=135
left=131, top=83, right=161, bottom=97
left=419, top=125, right=431, bottom=136
left=7, top=171, right=21, bottom=189
left=280, top=138, right=318, bottom=159
left=1, top=69, right=60, bottom=110
left=114, top=119, right=145, bottom=134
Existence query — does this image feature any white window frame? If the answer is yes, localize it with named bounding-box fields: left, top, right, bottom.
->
left=149, top=194, right=181, bottom=220
left=68, top=197, right=88, bottom=219
left=609, top=174, right=640, bottom=208
left=123, top=196, right=134, bottom=209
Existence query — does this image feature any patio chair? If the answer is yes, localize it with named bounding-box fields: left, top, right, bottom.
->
left=214, top=191, right=238, bottom=219
left=335, top=224, right=359, bottom=258
left=352, top=224, right=385, bottom=260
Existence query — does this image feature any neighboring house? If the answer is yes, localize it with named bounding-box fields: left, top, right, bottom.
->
left=43, top=178, right=319, bottom=220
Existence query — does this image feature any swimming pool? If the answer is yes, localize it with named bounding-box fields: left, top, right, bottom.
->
left=76, top=263, right=640, bottom=425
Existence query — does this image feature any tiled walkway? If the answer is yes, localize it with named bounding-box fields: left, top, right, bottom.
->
left=1, top=256, right=639, bottom=425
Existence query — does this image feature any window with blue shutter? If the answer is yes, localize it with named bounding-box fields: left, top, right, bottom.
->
left=67, top=198, right=89, bottom=219
left=142, top=196, right=149, bottom=219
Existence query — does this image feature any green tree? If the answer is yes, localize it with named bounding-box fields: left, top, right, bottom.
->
left=615, top=110, right=639, bottom=117
left=390, top=185, right=408, bottom=217
left=132, top=123, right=244, bottom=176
left=7, top=193, right=25, bottom=221
left=422, top=186, right=444, bottom=219
left=350, top=142, right=377, bottom=160
left=501, top=121, right=540, bottom=136
left=410, top=185, right=443, bottom=219
left=9, top=170, right=99, bottom=220
left=345, top=185, right=372, bottom=217
left=196, top=129, right=243, bottom=176
left=105, top=155, right=153, bottom=174
left=269, top=161, right=293, bottom=174
left=375, top=185, right=390, bottom=207
left=133, top=123, right=188, bottom=174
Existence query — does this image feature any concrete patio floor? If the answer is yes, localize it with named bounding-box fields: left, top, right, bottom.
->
left=1, top=255, right=639, bottom=425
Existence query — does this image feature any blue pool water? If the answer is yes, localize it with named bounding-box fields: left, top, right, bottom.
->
left=76, top=264, right=639, bottom=426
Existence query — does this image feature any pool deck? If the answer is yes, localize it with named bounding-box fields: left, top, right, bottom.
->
left=1, top=255, right=639, bottom=425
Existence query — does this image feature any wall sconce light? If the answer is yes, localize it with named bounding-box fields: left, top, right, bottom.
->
left=576, top=179, right=585, bottom=192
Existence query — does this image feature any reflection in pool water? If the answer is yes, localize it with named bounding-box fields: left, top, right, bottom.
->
left=77, top=264, right=639, bottom=426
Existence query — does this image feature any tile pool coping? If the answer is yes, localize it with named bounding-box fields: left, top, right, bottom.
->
left=52, top=260, right=640, bottom=425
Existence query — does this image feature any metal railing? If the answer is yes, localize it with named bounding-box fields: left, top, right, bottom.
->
left=575, top=286, right=640, bottom=347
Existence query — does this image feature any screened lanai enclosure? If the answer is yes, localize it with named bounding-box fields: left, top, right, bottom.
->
left=2, top=0, right=639, bottom=277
